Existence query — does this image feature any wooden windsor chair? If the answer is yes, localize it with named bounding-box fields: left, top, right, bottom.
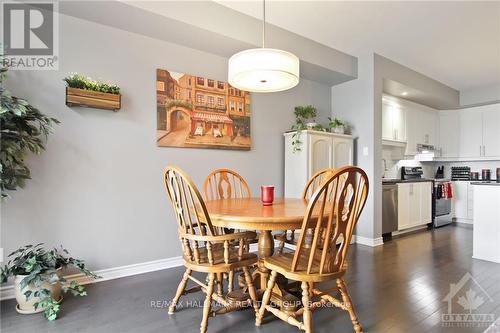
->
left=276, top=168, right=337, bottom=252
left=203, top=168, right=258, bottom=293
left=164, top=166, right=259, bottom=333
left=256, top=166, right=369, bottom=333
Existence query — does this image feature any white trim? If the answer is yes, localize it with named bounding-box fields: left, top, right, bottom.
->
left=392, top=224, right=428, bottom=236
left=355, top=236, right=384, bottom=247
left=1, top=256, right=183, bottom=301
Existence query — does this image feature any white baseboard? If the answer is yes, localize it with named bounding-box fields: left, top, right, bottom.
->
left=355, top=235, right=384, bottom=247
left=1, top=256, right=183, bottom=301
left=454, top=217, right=473, bottom=224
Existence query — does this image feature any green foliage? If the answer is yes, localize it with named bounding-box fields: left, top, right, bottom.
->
left=328, top=117, right=345, bottom=128
left=164, top=99, right=193, bottom=111
left=293, top=105, right=317, bottom=127
left=291, top=105, right=318, bottom=152
left=1, top=66, right=59, bottom=199
left=63, top=73, right=120, bottom=94
left=1, top=244, right=99, bottom=321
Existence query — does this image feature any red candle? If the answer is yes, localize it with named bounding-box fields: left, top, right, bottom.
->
left=261, top=185, right=275, bottom=206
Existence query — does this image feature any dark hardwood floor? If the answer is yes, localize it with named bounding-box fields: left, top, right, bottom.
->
left=2, top=225, right=499, bottom=333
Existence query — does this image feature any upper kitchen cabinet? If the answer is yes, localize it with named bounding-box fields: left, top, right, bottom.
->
left=406, top=105, right=439, bottom=155
left=481, top=104, right=500, bottom=157
left=382, top=101, right=406, bottom=142
left=459, top=108, right=483, bottom=158
left=438, top=111, right=460, bottom=158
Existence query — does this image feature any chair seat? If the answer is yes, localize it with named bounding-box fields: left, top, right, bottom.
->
left=184, top=246, right=258, bottom=273
left=263, top=249, right=344, bottom=283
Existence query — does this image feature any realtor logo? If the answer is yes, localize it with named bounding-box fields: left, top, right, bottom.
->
left=442, top=272, right=496, bottom=328
left=1, top=1, right=58, bottom=69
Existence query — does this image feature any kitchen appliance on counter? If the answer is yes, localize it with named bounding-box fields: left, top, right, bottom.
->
left=451, top=166, right=471, bottom=180
left=401, top=166, right=424, bottom=180
left=434, top=179, right=453, bottom=227
left=482, top=169, right=491, bottom=181
left=470, top=172, right=480, bottom=180
left=435, top=166, right=445, bottom=179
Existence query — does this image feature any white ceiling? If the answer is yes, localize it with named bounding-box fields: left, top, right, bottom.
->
left=217, top=1, right=500, bottom=92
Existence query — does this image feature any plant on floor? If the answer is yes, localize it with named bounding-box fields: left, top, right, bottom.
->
left=0, top=243, right=99, bottom=321
left=0, top=63, right=60, bottom=199
left=63, top=73, right=120, bottom=94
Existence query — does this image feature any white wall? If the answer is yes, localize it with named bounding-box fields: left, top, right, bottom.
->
left=1, top=14, right=332, bottom=270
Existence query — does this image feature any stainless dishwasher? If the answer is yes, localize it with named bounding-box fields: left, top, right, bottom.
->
left=382, top=183, right=398, bottom=234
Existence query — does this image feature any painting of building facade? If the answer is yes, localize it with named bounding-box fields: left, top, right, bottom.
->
left=156, top=69, right=251, bottom=150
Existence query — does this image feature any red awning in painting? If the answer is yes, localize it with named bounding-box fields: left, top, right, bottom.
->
left=192, top=112, right=233, bottom=124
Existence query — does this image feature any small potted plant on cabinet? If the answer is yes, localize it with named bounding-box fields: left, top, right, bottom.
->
left=1, top=244, right=99, bottom=320
left=64, top=73, right=121, bottom=111
left=328, top=117, right=347, bottom=134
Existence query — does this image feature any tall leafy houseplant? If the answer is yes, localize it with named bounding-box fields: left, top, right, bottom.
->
left=1, top=244, right=99, bottom=320
left=0, top=65, right=59, bottom=198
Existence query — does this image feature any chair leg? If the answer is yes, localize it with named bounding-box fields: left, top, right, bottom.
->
left=228, top=271, right=234, bottom=293
left=301, top=281, right=313, bottom=333
left=336, top=278, right=362, bottom=333
left=256, top=270, right=277, bottom=326
left=242, top=266, right=258, bottom=314
left=168, top=268, right=191, bottom=314
left=216, top=273, right=223, bottom=296
left=200, top=273, right=215, bottom=333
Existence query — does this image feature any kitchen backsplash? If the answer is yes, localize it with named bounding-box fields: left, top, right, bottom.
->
left=438, top=161, right=500, bottom=179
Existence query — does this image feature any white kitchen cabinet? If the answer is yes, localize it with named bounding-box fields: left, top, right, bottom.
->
left=438, top=103, right=500, bottom=160
left=406, top=106, right=439, bottom=155
left=397, top=182, right=432, bottom=230
left=482, top=104, right=500, bottom=158
left=459, top=109, right=483, bottom=158
left=382, top=101, right=406, bottom=142
left=284, top=130, right=354, bottom=198
left=438, top=111, right=460, bottom=158
left=452, top=181, right=473, bottom=223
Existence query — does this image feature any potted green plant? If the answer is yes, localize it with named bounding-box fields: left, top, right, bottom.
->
left=64, top=73, right=121, bottom=111
left=1, top=244, right=99, bottom=320
left=328, top=117, right=347, bottom=134
left=293, top=105, right=317, bottom=129
left=1, top=64, right=59, bottom=199
left=291, top=105, right=321, bottom=152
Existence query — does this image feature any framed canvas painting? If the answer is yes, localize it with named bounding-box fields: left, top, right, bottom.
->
left=156, top=69, right=251, bottom=150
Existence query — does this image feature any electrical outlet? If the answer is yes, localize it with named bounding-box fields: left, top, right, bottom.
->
left=363, top=147, right=369, bottom=156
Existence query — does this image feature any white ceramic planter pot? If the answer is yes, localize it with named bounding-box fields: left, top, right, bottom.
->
left=14, top=268, right=63, bottom=314
left=332, top=126, right=345, bottom=134
left=306, top=122, right=317, bottom=129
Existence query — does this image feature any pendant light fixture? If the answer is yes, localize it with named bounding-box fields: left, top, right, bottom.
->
left=228, top=0, right=300, bottom=93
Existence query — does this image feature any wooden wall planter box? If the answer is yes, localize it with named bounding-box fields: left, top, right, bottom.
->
left=66, top=87, right=121, bottom=111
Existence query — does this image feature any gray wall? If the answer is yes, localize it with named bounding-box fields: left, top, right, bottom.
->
left=331, top=52, right=377, bottom=240
left=1, top=14, right=332, bottom=270
left=460, top=83, right=500, bottom=106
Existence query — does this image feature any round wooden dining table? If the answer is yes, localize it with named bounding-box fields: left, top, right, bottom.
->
left=204, top=197, right=310, bottom=307
left=204, top=197, right=307, bottom=256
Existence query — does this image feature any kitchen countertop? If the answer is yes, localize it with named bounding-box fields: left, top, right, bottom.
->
left=382, top=178, right=434, bottom=184
left=471, top=181, right=500, bottom=186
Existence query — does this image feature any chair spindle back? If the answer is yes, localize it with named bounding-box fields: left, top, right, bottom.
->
left=291, top=166, right=369, bottom=275
left=164, top=166, right=218, bottom=264
left=302, top=168, right=337, bottom=201
left=203, top=169, right=251, bottom=201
